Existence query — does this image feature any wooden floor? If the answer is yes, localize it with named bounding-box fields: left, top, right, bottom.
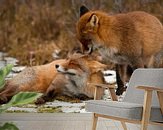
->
left=0, top=113, right=162, bottom=130
left=0, top=113, right=142, bottom=130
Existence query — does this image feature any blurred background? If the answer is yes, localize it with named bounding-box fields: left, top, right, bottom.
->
left=0, top=0, right=163, bottom=66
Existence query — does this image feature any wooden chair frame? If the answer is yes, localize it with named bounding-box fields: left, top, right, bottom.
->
left=87, top=83, right=118, bottom=101
left=89, top=83, right=163, bottom=130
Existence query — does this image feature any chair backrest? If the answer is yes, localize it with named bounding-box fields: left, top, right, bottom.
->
left=123, top=68, right=163, bottom=107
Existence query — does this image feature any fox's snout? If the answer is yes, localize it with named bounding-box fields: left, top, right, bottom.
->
left=55, top=64, right=65, bottom=73
left=55, top=64, right=78, bottom=76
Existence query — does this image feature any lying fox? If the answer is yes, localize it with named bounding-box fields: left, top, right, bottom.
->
left=35, top=53, right=107, bottom=104
left=77, top=6, right=163, bottom=95
left=0, top=53, right=107, bottom=104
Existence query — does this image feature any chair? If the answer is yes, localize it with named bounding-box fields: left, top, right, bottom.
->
left=86, top=68, right=163, bottom=130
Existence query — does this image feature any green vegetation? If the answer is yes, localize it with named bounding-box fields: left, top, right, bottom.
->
left=0, top=123, right=19, bottom=130
left=0, top=92, right=42, bottom=113
left=0, top=64, right=13, bottom=89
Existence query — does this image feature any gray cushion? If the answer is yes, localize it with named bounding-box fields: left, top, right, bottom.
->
left=86, top=100, right=163, bottom=123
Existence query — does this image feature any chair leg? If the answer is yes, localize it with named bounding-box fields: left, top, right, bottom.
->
left=121, top=121, right=127, bottom=130
left=92, top=113, right=98, bottom=130
left=141, top=90, right=152, bottom=130
left=94, top=87, right=98, bottom=100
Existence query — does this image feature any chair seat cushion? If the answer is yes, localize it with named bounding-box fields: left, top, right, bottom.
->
left=86, top=100, right=163, bottom=123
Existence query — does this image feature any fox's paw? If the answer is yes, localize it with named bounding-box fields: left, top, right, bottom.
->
left=76, top=94, right=91, bottom=100
left=0, top=96, right=8, bottom=105
left=35, top=97, right=46, bottom=105
left=116, top=86, right=126, bottom=96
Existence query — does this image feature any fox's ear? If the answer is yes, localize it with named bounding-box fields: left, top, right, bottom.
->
left=80, top=5, right=89, bottom=17
left=89, top=14, right=99, bottom=27
left=89, top=61, right=107, bottom=73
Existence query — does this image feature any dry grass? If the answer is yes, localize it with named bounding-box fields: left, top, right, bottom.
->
left=8, top=40, right=60, bottom=65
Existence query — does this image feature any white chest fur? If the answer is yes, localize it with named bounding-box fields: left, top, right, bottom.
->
left=93, top=44, right=128, bottom=64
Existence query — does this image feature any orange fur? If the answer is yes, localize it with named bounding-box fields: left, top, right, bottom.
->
left=13, top=59, right=66, bottom=92
left=0, top=59, right=66, bottom=104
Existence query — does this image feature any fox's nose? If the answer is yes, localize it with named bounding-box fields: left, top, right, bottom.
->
left=55, top=64, right=59, bottom=69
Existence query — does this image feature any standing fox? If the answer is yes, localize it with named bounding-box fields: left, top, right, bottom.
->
left=77, top=6, right=163, bottom=94
left=0, top=53, right=107, bottom=104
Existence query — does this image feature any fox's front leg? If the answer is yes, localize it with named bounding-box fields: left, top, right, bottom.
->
left=35, top=87, right=56, bottom=105
left=35, top=74, right=66, bottom=105
left=75, top=93, right=91, bottom=100
left=116, top=58, right=145, bottom=95
left=116, top=64, right=127, bottom=95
